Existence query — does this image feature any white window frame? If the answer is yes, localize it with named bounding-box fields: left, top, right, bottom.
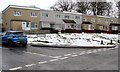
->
left=75, top=16, right=80, bottom=19
left=55, top=14, right=61, bottom=18
left=14, top=11, right=22, bottom=16
left=91, top=18, right=95, bottom=22
left=112, top=26, right=118, bottom=30
left=64, top=15, right=70, bottom=19
left=30, top=12, right=37, bottom=17
left=97, top=19, right=101, bottom=22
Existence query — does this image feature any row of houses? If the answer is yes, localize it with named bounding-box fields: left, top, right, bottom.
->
left=1, top=5, right=120, bottom=34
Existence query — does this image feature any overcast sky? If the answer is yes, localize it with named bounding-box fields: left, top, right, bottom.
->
left=0, top=0, right=119, bottom=12
left=0, top=0, right=58, bottom=12
left=0, top=0, right=119, bottom=17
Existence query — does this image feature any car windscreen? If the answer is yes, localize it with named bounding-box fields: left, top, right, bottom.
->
left=11, top=32, right=24, bottom=35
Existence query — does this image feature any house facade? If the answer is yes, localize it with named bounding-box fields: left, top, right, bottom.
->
left=2, top=5, right=40, bottom=33
left=82, top=15, right=120, bottom=33
left=109, top=17, right=120, bottom=33
left=2, top=5, right=120, bottom=34
left=82, top=15, right=96, bottom=32
left=0, top=13, right=2, bottom=32
left=40, top=9, right=82, bottom=33
left=2, top=5, right=82, bottom=33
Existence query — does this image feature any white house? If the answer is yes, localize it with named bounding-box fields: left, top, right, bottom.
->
left=40, top=9, right=82, bottom=32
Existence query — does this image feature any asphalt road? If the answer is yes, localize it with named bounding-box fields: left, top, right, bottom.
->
left=0, top=44, right=118, bottom=70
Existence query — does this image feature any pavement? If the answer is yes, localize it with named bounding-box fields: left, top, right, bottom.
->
left=0, top=44, right=119, bottom=71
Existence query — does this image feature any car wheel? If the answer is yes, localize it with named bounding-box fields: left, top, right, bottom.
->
left=22, top=43, right=27, bottom=47
left=8, top=40, right=14, bottom=47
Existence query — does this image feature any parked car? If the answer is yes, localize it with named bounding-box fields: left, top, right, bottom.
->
left=2, top=31, right=27, bottom=47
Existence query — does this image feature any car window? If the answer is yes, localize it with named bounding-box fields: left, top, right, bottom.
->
left=12, top=32, right=24, bottom=35
left=5, top=32, right=11, bottom=35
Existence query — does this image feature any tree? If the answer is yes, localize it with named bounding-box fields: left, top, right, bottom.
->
left=89, top=2, right=113, bottom=16
left=116, top=1, right=120, bottom=18
left=50, top=0, right=75, bottom=12
left=75, top=1, right=90, bottom=14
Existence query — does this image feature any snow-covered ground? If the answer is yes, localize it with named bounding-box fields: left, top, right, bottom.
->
left=27, top=33, right=119, bottom=47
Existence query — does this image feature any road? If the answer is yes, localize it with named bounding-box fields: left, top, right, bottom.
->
left=0, top=44, right=118, bottom=70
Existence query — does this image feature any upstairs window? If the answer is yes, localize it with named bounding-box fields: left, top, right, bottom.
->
left=83, top=18, right=87, bottom=21
left=75, top=16, right=80, bottom=19
left=105, top=19, right=109, bottom=23
left=31, top=12, right=37, bottom=17
left=14, top=11, right=22, bottom=16
left=64, top=15, right=69, bottom=19
left=91, top=18, right=95, bottom=22
left=55, top=14, right=61, bottom=18
left=97, top=18, right=101, bottom=22
left=42, top=13, right=49, bottom=17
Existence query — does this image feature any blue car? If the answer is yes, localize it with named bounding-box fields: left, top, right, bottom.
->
left=2, top=31, right=27, bottom=47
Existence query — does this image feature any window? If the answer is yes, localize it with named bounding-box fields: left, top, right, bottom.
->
left=31, top=12, right=37, bottom=17
left=110, top=20, right=113, bottom=22
left=83, top=18, right=87, bottom=21
left=14, top=11, right=21, bottom=16
left=112, top=26, right=118, bottom=30
left=75, top=16, right=80, bottom=19
left=105, top=19, right=109, bottom=23
left=26, top=22, right=30, bottom=27
left=42, top=13, right=49, bottom=17
left=97, top=19, right=101, bottom=22
left=64, top=15, right=69, bottom=19
left=71, top=24, right=74, bottom=28
left=55, top=14, right=60, bottom=18
left=91, top=18, right=95, bottom=22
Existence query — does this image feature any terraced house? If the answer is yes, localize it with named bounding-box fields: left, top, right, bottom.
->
left=82, top=15, right=119, bottom=33
left=2, top=5, right=40, bottom=33
left=0, top=13, right=2, bottom=32
left=2, top=5, right=120, bottom=34
left=40, top=9, right=82, bottom=33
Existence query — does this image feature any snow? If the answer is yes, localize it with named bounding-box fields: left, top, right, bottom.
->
left=27, top=33, right=119, bottom=47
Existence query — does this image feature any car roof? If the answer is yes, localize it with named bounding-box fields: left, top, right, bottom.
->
left=7, top=31, right=23, bottom=33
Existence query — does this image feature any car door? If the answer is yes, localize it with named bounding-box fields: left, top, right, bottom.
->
left=2, top=32, right=10, bottom=43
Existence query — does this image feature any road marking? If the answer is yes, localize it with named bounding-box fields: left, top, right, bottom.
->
left=78, top=52, right=85, bottom=55
left=64, top=54, right=72, bottom=56
left=8, top=47, right=118, bottom=70
left=53, top=56, right=62, bottom=58
left=49, top=59, right=59, bottom=62
left=72, top=52, right=77, bottom=54
left=9, top=67, right=22, bottom=70
left=25, top=64, right=36, bottom=67
left=81, top=51, right=86, bottom=53
left=59, top=57, right=68, bottom=60
left=86, top=51, right=92, bottom=54
left=38, top=61, right=47, bottom=64
left=24, top=51, right=47, bottom=56
left=71, top=55, right=78, bottom=57
left=24, top=51, right=55, bottom=58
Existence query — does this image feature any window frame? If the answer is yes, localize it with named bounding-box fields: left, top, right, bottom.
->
left=14, top=10, right=22, bottom=16
left=30, top=12, right=37, bottom=17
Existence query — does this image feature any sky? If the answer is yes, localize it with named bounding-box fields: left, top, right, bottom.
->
left=0, top=0, right=58, bottom=12
left=0, top=0, right=119, bottom=17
